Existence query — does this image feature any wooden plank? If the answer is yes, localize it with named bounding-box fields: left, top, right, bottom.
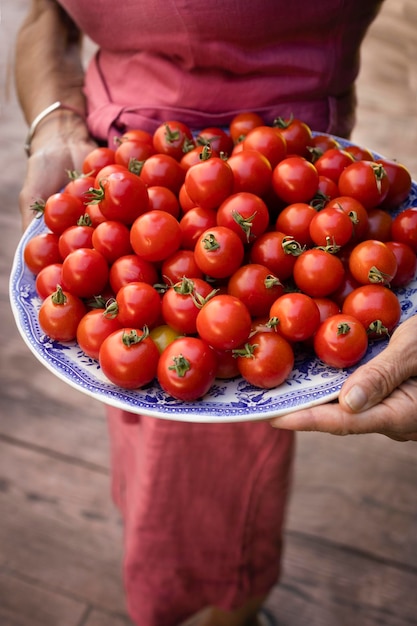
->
left=0, top=440, right=127, bottom=615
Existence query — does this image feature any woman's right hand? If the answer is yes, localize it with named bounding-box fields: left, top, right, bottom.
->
left=19, top=113, right=97, bottom=230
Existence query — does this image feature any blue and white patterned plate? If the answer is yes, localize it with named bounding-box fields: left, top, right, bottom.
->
left=9, top=145, right=417, bottom=423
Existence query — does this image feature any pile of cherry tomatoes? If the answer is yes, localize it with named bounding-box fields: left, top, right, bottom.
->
left=23, top=111, right=417, bottom=401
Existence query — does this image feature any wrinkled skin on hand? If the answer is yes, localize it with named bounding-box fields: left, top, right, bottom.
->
left=271, top=314, right=417, bottom=442
left=19, top=117, right=96, bottom=229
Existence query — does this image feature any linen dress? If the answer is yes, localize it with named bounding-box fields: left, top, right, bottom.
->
left=56, top=1, right=384, bottom=624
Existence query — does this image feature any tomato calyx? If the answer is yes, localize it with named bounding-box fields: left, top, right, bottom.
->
left=122, top=326, right=150, bottom=347
left=31, top=198, right=46, bottom=219
left=77, top=213, right=93, bottom=227
left=367, top=319, right=389, bottom=338
left=51, top=285, right=67, bottom=305
left=370, top=162, right=388, bottom=194
left=127, top=158, right=145, bottom=175
left=168, top=353, right=191, bottom=377
left=104, top=299, right=119, bottom=318
left=232, top=342, right=259, bottom=359
left=231, top=210, right=258, bottom=242
left=315, top=237, right=341, bottom=255
left=264, top=275, right=283, bottom=290
left=310, top=189, right=330, bottom=210
left=201, top=232, right=221, bottom=251
left=282, top=236, right=305, bottom=257
left=336, top=322, right=351, bottom=336
left=367, top=265, right=392, bottom=284
left=172, top=277, right=218, bottom=308
left=272, top=113, right=294, bottom=130
left=86, top=180, right=106, bottom=205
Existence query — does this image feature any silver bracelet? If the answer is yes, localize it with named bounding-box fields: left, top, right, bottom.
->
left=24, top=101, right=86, bottom=156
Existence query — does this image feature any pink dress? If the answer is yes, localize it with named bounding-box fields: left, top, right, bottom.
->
left=56, top=1, right=383, bottom=624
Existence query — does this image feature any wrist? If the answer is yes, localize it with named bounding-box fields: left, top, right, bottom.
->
left=25, top=101, right=86, bottom=156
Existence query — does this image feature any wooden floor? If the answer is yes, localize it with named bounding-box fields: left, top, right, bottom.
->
left=1, top=1, right=417, bottom=625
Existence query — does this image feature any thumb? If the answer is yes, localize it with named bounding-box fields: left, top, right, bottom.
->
left=340, top=323, right=415, bottom=413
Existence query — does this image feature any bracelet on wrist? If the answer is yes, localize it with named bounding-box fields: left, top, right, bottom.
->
left=24, top=101, right=86, bottom=156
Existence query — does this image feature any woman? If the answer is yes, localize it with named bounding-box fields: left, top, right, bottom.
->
left=16, top=3, right=417, bottom=626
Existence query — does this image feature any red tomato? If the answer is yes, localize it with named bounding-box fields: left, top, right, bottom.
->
left=147, top=185, right=180, bottom=218
left=338, top=161, right=390, bottom=209
left=242, top=125, right=287, bottom=168
left=348, top=239, right=398, bottom=285
left=293, top=249, right=345, bottom=297
left=184, top=155, right=234, bottom=210
left=310, top=134, right=340, bottom=155
left=316, top=175, right=340, bottom=202
left=82, top=147, right=116, bottom=177
left=342, top=284, right=401, bottom=340
left=309, top=205, right=354, bottom=248
left=178, top=183, right=197, bottom=213
left=365, top=207, right=393, bottom=241
left=325, top=196, right=369, bottom=243
left=88, top=169, right=149, bottom=225
left=275, top=202, right=317, bottom=247
left=152, top=120, right=194, bottom=160
left=130, top=210, right=182, bottom=263
left=193, top=226, right=245, bottom=279
left=62, top=248, right=109, bottom=299
left=344, top=144, right=374, bottom=162
left=269, top=292, right=320, bottom=342
left=227, top=263, right=284, bottom=318
left=161, top=250, right=203, bottom=284
left=216, top=192, right=270, bottom=243
left=115, top=281, right=162, bottom=328
left=196, top=294, right=252, bottom=350
left=314, top=148, right=355, bottom=183
left=272, top=116, right=313, bottom=156
left=227, top=149, right=273, bottom=197
left=195, top=127, right=234, bottom=156
left=109, top=254, right=159, bottom=293
left=35, top=263, right=65, bottom=299
left=235, top=331, right=294, bottom=389
left=180, top=145, right=220, bottom=171
left=272, top=157, right=319, bottom=204
left=64, top=174, right=96, bottom=202
left=40, top=192, right=86, bottom=235
left=229, top=111, right=264, bottom=143
left=249, top=231, right=301, bottom=281
left=391, top=207, right=417, bottom=253
left=157, top=336, right=218, bottom=401
left=115, top=129, right=154, bottom=146
left=385, top=241, right=417, bottom=287
left=24, top=232, right=62, bottom=275
left=76, top=308, right=123, bottom=360
left=313, top=313, right=368, bottom=368
left=92, top=220, right=133, bottom=264
left=38, top=285, right=86, bottom=342
left=312, top=297, right=341, bottom=323
left=114, top=139, right=155, bottom=168
left=58, top=223, right=95, bottom=258
left=99, top=327, right=160, bottom=389
left=179, top=206, right=218, bottom=250
left=139, top=153, right=185, bottom=194
left=376, top=158, right=412, bottom=210
left=161, top=277, right=216, bottom=334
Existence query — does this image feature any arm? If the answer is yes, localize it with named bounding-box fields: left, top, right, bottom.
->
left=270, top=315, right=417, bottom=442
left=15, top=0, right=96, bottom=228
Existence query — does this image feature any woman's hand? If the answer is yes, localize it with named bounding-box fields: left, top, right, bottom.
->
left=270, top=315, right=417, bottom=441
left=19, top=114, right=97, bottom=229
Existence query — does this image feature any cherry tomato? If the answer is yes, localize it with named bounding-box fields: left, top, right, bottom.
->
left=385, top=241, right=417, bottom=287
left=109, top=254, right=159, bottom=293
left=312, top=297, right=341, bottom=323
left=309, top=205, right=354, bottom=248
left=115, top=281, right=162, bottom=328
left=24, top=232, right=62, bottom=275
left=82, top=147, right=116, bottom=177
left=161, top=277, right=216, bottom=334
left=88, top=169, right=149, bottom=225
left=139, top=153, right=185, bottom=194
left=234, top=331, right=294, bottom=389
left=178, top=183, right=197, bottom=213
left=40, top=192, right=86, bottom=235
left=180, top=145, right=219, bottom=171
left=227, top=263, right=284, bottom=318
left=316, top=175, right=340, bottom=202
left=157, top=336, right=218, bottom=401
left=114, top=138, right=156, bottom=168
left=216, top=192, right=270, bottom=243
left=62, top=248, right=109, bottom=299
left=92, top=220, right=133, bottom=264
left=376, top=158, right=412, bottom=210
left=195, top=127, right=234, bottom=156
left=227, top=149, right=272, bottom=197
left=152, top=120, right=194, bottom=160
left=184, top=154, right=234, bottom=211
left=58, top=222, right=95, bottom=258
left=249, top=231, right=302, bottom=281
left=99, top=327, right=160, bottom=389
left=196, top=294, right=252, bottom=350
left=147, top=185, right=180, bottom=218
left=272, top=116, right=313, bottom=156
left=269, top=292, right=320, bottom=342
left=35, top=263, right=65, bottom=299
left=179, top=206, right=218, bottom=250
left=275, top=202, right=317, bottom=247
left=149, top=324, right=182, bottom=354
left=212, top=348, right=240, bottom=380
left=242, top=125, right=287, bottom=168
left=76, top=308, right=123, bottom=360
left=293, top=249, right=345, bottom=297
left=344, top=144, right=374, bottom=162
left=272, top=157, right=319, bottom=204
left=161, top=250, right=203, bottom=285
left=38, top=285, right=86, bottom=342
left=115, top=129, right=154, bottom=146
left=348, top=239, right=398, bottom=285
left=365, top=207, right=393, bottom=241
left=313, top=313, right=368, bottom=368
left=314, top=148, right=355, bottom=183
left=193, top=226, right=245, bottom=279
left=338, top=161, right=390, bottom=209
left=309, top=134, right=340, bottom=155
left=229, top=111, right=264, bottom=143
left=391, top=207, right=417, bottom=253
left=64, top=174, right=96, bottom=202
left=342, top=284, right=401, bottom=340
left=325, top=196, right=369, bottom=243
left=130, top=210, right=182, bottom=263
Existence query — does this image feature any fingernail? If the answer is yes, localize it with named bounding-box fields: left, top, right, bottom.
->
left=344, top=385, right=368, bottom=411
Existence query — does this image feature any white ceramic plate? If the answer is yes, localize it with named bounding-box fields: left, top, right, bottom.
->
left=9, top=142, right=417, bottom=422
